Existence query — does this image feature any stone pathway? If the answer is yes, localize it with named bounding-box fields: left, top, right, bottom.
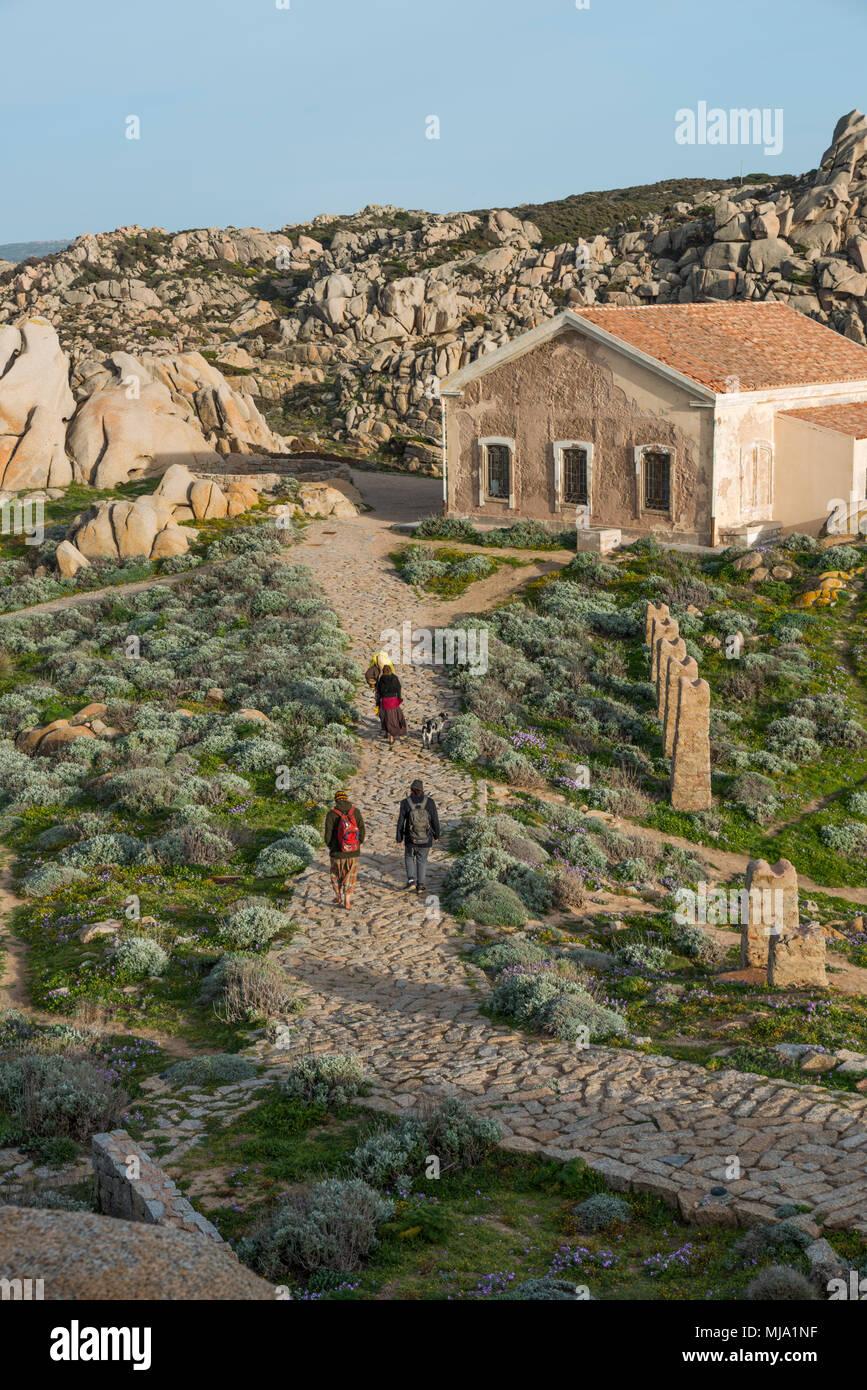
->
left=250, top=498, right=867, bottom=1235
left=2, top=471, right=867, bottom=1235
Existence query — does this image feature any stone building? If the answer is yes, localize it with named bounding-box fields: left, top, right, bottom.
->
left=441, top=301, right=867, bottom=545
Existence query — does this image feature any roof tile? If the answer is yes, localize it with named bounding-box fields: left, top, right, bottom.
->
left=574, top=302, right=867, bottom=392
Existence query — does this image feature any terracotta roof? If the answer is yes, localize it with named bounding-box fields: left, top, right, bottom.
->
left=779, top=402, right=867, bottom=438
left=573, top=303, right=867, bottom=392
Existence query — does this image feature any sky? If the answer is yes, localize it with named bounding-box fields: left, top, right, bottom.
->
left=1, top=0, right=866, bottom=243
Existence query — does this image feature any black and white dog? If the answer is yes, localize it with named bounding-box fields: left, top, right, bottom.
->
left=421, top=712, right=449, bottom=747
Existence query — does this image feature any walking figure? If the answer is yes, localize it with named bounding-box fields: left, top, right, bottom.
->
left=396, top=779, right=440, bottom=895
left=325, top=788, right=365, bottom=911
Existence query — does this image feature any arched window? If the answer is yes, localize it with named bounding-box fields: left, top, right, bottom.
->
left=478, top=437, right=515, bottom=506
left=741, top=441, right=773, bottom=515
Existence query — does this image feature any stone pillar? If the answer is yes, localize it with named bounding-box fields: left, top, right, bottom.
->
left=651, top=616, right=679, bottom=683
left=657, top=636, right=687, bottom=720
left=768, top=922, right=827, bottom=988
left=663, top=654, right=699, bottom=756
left=740, top=858, right=799, bottom=969
left=670, top=676, right=711, bottom=811
left=645, top=601, right=670, bottom=646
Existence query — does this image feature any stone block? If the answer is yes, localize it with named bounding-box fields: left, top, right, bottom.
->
left=768, top=921, right=827, bottom=989
left=663, top=654, right=698, bottom=756
left=656, top=636, right=687, bottom=720
left=644, top=600, right=670, bottom=646
left=576, top=526, right=621, bottom=555
left=670, top=677, right=712, bottom=811
left=740, top=858, right=799, bottom=969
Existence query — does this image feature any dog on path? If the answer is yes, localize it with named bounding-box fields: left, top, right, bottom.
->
left=421, top=713, right=449, bottom=747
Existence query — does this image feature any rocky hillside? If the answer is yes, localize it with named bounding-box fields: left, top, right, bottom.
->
left=3, top=111, right=867, bottom=472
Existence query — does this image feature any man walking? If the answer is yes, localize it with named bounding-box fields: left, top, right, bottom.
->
left=396, top=779, right=440, bottom=895
left=324, top=788, right=365, bottom=911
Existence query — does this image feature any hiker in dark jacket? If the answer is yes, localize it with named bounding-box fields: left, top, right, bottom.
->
left=376, top=663, right=407, bottom=746
left=396, top=779, right=440, bottom=894
left=324, top=789, right=365, bottom=910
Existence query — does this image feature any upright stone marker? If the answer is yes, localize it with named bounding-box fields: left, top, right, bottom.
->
left=740, top=857, right=799, bottom=969
left=663, top=654, right=699, bottom=756
left=768, top=922, right=827, bottom=989
left=651, top=616, right=679, bottom=683
left=657, top=635, right=687, bottom=719
left=670, top=676, right=711, bottom=811
left=645, top=601, right=670, bottom=646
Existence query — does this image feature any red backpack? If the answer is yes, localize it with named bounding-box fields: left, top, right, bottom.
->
left=335, top=805, right=360, bottom=853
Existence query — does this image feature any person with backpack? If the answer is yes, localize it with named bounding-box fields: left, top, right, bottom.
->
left=396, top=779, right=440, bottom=894
left=324, top=788, right=365, bottom=910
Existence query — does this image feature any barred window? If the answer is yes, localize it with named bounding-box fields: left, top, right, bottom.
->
left=562, top=447, right=588, bottom=505
left=486, top=444, right=511, bottom=499
left=643, top=450, right=671, bottom=512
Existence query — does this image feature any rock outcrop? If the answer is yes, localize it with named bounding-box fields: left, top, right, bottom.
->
left=0, top=1205, right=274, bottom=1300
left=68, top=495, right=191, bottom=561
left=0, top=318, right=74, bottom=489
left=17, top=702, right=117, bottom=754
left=153, top=463, right=259, bottom=521
left=6, top=115, right=867, bottom=463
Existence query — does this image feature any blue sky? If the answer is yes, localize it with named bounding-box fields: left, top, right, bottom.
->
left=2, top=0, right=865, bottom=242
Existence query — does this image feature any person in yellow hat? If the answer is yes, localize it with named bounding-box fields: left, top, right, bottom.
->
left=365, top=650, right=393, bottom=735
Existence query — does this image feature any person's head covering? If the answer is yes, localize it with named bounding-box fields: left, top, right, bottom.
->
left=335, top=788, right=351, bottom=803
left=410, top=779, right=423, bottom=795
left=372, top=650, right=391, bottom=669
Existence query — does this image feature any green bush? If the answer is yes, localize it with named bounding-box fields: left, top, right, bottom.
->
left=216, top=904, right=292, bottom=949
left=111, top=936, right=169, bottom=978
left=20, top=863, right=88, bottom=898
left=544, top=992, right=627, bottom=1043
left=162, top=1054, right=258, bottom=1085
left=351, top=1099, right=501, bottom=1189
left=0, top=1055, right=128, bottom=1142
left=237, top=1178, right=394, bottom=1276
left=254, top=838, right=309, bottom=877
left=614, top=939, right=669, bottom=971
left=458, top=882, right=527, bottom=927
left=743, top=1265, right=817, bottom=1300
left=474, top=939, right=548, bottom=972
left=281, top=1053, right=365, bottom=1107
left=573, top=1193, right=632, bottom=1232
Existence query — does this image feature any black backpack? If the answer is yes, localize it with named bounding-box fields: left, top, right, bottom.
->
left=407, top=796, right=431, bottom=844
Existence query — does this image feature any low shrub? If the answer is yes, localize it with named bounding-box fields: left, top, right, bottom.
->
left=573, top=1193, right=632, bottom=1232
left=20, top=863, right=87, bottom=898
left=614, top=940, right=669, bottom=971
left=0, top=1054, right=128, bottom=1142
left=216, top=904, right=293, bottom=950
left=282, top=1053, right=365, bottom=1108
left=162, top=1054, right=258, bottom=1085
left=743, top=1265, right=817, bottom=1301
left=457, top=882, right=527, bottom=927
left=237, top=1178, right=394, bottom=1276
left=111, top=936, right=169, bottom=978
left=351, top=1099, right=501, bottom=1189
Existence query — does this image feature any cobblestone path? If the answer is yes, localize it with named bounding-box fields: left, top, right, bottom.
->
left=252, top=505, right=867, bottom=1235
